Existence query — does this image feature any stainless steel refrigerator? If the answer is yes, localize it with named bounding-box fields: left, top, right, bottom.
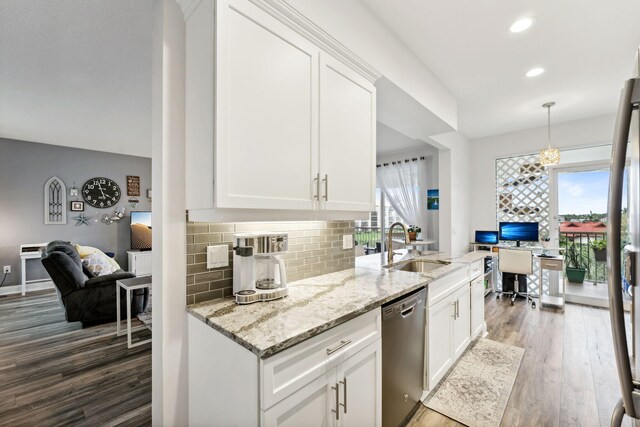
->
left=609, top=76, right=640, bottom=426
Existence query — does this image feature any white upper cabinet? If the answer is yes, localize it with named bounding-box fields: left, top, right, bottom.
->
left=319, top=54, right=376, bottom=212
left=184, top=0, right=379, bottom=216
left=216, top=0, right=319, bottom=210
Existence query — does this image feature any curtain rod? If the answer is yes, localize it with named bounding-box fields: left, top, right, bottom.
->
left=376, top=156, right=425, bottom=168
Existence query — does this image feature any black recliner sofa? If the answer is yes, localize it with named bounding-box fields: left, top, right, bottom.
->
left=41, top=240, right=149, bottom=324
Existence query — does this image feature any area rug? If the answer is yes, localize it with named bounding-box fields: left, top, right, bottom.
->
left=424, top=338, right=524, bottom=427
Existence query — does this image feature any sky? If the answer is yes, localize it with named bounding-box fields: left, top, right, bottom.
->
left=558, top=169, right=627, bottom=215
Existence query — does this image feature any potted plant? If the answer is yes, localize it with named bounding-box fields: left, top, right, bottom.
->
left=591, top=239, right=607, bottom=262
left=565, top=244, right=587, bottom=284
left=407, top=225, right=421, bottom=241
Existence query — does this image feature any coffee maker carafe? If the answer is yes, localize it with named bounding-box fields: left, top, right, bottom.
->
left=233, top=233, right=288, bottom=304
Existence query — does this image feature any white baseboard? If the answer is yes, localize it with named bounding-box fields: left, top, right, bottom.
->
left=0, top=281, right=55, bottom=296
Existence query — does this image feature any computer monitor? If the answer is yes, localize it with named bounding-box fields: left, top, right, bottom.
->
left=475, top=230, right=499, bottom=245
left=499, top=222, right=539, bottom=247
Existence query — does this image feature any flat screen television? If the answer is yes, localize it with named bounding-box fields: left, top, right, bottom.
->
left=499, top=222, right=539, bottom=247
left=474, top=230, right=499, bottom=245
left=131, top=211, right=152, bottom=251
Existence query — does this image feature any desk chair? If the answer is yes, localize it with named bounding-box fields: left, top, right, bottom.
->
left=497, top=248, right=535, bottom=308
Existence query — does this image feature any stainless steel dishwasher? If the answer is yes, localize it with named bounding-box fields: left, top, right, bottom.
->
left=382, top=287, right=426, bottom=427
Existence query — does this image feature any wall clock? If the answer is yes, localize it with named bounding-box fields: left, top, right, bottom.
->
left=82, top=177, right=121, bottom=208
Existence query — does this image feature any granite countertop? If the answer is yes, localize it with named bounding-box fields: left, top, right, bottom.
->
left=187, top=250, right=489, bottom=358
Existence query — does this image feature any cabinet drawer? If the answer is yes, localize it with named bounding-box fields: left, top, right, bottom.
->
left=260, top=308, right=381, bottom=410
left=540, top=258, right=563, bottom=271
left=428, top=267, right=468, bottom=307
left=469, top=260, right=483, bottom=280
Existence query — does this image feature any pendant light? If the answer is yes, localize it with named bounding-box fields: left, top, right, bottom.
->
left=539, top=101, right=560, bottom=166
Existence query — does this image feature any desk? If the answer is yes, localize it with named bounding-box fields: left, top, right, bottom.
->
left=19, top=243, right=50, bottom=296
left=472, top=244, right=565, bottom=308
left=116, top=276, right=152, bottom=349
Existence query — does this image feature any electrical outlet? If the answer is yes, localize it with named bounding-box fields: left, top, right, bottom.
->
left=343, top=235, right=353, bottom=250
left=3, top=265, right=10, bottom=274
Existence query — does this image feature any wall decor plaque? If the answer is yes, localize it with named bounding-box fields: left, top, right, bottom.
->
left=127, top=176, right=140, bottom=196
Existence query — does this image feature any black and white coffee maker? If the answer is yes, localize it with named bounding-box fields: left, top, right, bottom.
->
left=233, top=233, right=288, bottom=304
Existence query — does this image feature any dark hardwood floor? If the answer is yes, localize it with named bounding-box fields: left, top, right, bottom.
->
left=409, top=295, right=633, bottom=427
left=0, top=289, right=151, bottom=427
left=0, top=288, right=630, bottom=426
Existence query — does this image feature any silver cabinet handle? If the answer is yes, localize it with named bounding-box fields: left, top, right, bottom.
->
left=332, top=383, right=339, bottom=420
left=313, top=173, right=320, bottom=201
left=451, top=302, right=456, bottom=318
left=327, top=339, right=351, bottom=355
left=340, top=377, right=347, bottom=413
left=455, top=300, right=459, bottom=319
left=322, top=174, right=328, bottom=201
left=607, top=77, right=637, bottom=419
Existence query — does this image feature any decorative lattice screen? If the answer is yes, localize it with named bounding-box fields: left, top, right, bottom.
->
left=496, top=154, right=549, bottom=295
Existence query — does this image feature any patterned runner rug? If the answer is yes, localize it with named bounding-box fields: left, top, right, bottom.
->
left=424, top=338, right=524, bottom=427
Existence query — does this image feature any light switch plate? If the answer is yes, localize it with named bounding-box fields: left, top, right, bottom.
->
left=207, top=245, right=229, bottom=269
left=343, top=235, right=353, bottom=250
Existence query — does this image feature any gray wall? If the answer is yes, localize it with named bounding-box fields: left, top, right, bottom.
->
left=0, top=138, right=152, bottom=287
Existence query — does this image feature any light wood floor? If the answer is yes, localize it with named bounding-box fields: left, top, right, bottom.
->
left=409, top=294, right=633, bottom=427
left=0, top=290, right=151, bottom=426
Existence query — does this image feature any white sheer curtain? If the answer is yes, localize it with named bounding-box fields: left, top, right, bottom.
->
left=376, top=160, right=426, bottom=232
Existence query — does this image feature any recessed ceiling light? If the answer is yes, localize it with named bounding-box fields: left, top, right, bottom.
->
left=509, top=17, right=534, bottom=33
left=526, top=67, right=545, bottom=78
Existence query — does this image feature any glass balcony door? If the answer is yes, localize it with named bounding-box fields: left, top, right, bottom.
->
left=549, top=160, right=629, bottom=308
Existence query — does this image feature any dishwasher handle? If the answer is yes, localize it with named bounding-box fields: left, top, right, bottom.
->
left=401, top=304, right=416, bottom=317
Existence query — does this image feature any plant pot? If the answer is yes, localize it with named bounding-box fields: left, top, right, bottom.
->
left=593, top=249, right=607, bottom=262
left=408, top=232, right=417, bottom=241
left=566, top=267, right=587, bottom=284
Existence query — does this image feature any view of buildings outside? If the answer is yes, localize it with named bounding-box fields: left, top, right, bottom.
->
left=558, top=169, right=629, bottom=283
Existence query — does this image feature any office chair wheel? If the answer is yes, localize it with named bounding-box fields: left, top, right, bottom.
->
left=510, top=300, right=514, bottom=306
left=496, top=295, right=500, bottom=300
left=532, top=302, right=536, bottom=308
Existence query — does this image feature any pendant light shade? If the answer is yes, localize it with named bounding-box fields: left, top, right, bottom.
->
left=539, top=102, right=560, bottom=166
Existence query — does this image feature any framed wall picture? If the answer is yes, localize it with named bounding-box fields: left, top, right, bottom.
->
left=427, top=189, right=439, bottom=210
left=71, top=201, right=85, bottom=212
left=127, top=175, right=141, bottom=196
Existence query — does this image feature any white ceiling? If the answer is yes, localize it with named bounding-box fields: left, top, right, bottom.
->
left=0, top=0, right=154, bottom=157
left=363, top=0, right=640, bottom=139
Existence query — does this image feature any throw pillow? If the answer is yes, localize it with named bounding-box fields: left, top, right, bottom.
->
left=82, top=252, right=117, bottom=277
left=75, top=244, right=121, bottom=270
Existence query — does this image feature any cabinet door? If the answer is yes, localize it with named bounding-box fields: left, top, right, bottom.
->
left=338, top=340, right=381, bottom=427
left=453, top=285, right=471, bottom=359
left=470, top=277, right=485, bottom=339
left=427, top=296, right=454, bottom=389
left=135, top=252, right=152, bottom=277
left=215, top=0, right=319, bottom=210
left=263, top=368, right=337, bottom=427
left=319, top=54, right=376, bottom=212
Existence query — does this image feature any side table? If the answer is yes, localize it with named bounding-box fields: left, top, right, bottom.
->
left=116, top=276, right=152, bottom=348
left=538, top=256, right=565, bottom=310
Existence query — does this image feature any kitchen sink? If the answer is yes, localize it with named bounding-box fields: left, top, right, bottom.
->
left=387, top=259, right=450, bottom=273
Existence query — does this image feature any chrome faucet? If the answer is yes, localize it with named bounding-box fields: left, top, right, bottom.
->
left=387, top=222, right=411, bottom=264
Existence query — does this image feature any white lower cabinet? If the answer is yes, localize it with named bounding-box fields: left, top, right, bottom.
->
left=262, top=369, right=336, bottom=427
left=338, top=340, right=381, bottom=427
left=188, top=308, right=381, bottom=426
left=452, top=284, right=471, bottom=359
left=470, top=276, right=486, bottom=339
left=425, top=278, right=471, bottom=391
left=426, top=295, right=454, bottom=388
left=263, top=340, right=381, bottom=427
